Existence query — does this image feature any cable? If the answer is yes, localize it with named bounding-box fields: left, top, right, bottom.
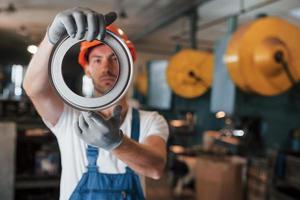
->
left=274, top=51, right=298, bottom=86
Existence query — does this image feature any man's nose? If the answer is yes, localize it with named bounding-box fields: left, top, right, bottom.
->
left=100, top=58, right=111, bottom=72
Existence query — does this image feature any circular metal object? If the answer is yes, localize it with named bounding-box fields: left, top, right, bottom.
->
left=224, top=17, right=300, bottom=96
left=49, top=30, right=133, bottom=111
left=166, top=49, right=213, bottom=98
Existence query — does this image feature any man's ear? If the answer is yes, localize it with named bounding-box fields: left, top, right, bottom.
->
left=84, top=65, right=92, bottom=78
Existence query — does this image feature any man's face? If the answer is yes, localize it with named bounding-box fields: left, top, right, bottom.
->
left=85, top=45, right=119, bottom=95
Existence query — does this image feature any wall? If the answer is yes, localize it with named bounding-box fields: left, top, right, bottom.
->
left=169, top=88, right=300, bottom=150
left=235, top=88, right=300, bottom=149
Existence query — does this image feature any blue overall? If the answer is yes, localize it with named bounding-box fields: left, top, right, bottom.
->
left=69, top=109, right=145, bottom=200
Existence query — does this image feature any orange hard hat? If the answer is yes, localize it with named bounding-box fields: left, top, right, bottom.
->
left=78, top=24, right=136, bottom=69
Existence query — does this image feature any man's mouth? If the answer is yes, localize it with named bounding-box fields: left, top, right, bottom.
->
left=99, top=76, right=117, bottom=84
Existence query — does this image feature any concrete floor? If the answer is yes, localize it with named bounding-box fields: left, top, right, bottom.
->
left=146, top=174, right=195, bottom=200
left=146, top=175, right=173, bottom=200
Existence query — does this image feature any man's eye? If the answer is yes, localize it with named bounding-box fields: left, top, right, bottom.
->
left=93, top=59, right=102, bottom=64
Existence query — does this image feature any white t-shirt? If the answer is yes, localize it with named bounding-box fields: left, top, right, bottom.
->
left=43, top=104, right=169, bottom=200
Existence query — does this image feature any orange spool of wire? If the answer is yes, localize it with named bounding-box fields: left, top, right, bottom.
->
left=166, top=49, right=213, bottom=98
left=224, top=17, right=300, bottom=96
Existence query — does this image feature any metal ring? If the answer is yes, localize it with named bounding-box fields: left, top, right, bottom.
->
left=49, top=30, right=133, bottom=111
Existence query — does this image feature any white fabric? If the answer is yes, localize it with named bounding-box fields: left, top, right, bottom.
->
left=43, top=104, right=169, bottom=200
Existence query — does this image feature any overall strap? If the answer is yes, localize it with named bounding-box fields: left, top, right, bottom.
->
left=131, top=108, right=140, bottom=142
left=86, top=145, right=98, bottom=169
left=126, top=108, right=140, bottom=173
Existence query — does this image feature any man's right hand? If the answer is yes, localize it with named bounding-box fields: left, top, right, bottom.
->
left=47, top=7, right=117, bottom=44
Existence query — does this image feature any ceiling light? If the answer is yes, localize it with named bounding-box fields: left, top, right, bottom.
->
left=216, top=111, right=226, bottom=118
left=169, top=145, right=185, bottom=154
left=27, top=45, right=38, bottom=54
left=233, top=130, right=245, bottom=137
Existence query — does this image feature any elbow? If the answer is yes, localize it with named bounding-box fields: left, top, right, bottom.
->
left=23, top=79, right=35, bottom=98
left=150, top=169, right=164, bottom=180
left=148, top=160, right=166, bottom=180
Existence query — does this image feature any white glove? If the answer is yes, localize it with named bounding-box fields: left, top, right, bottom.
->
left=47, top=7, right=117, bottom=44
left=74, top=105, right=124, bottom=151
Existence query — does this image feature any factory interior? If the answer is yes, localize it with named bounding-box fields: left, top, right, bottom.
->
left=1, top=0, right=300, bottom=199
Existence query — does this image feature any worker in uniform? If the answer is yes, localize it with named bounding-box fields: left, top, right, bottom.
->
left=23, top=7, right=169, bottom=200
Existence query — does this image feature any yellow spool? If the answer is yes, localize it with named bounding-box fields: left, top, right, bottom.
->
left=225, top=17, right=300, bottom=96
left=166, top=49, right=213, bottom=98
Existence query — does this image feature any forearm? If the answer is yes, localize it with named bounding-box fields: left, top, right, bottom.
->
left=112, top=136, right=166, bottom=179
left=23, top=35, right=54, bottom=97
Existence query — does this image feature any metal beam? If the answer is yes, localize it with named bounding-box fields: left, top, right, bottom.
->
left=131, top=0, right=211, bottom=42
left=175, top=0, right=280, bottom=37
left=189, top=8, right=198, bottom=49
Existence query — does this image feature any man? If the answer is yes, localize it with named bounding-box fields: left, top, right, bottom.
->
left=23, top=7, right=169, bottom=200
left=78, top=39, right=120, bottom=96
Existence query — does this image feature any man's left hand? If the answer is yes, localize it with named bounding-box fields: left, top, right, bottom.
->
left=74, top=105, right=124, bottom=151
